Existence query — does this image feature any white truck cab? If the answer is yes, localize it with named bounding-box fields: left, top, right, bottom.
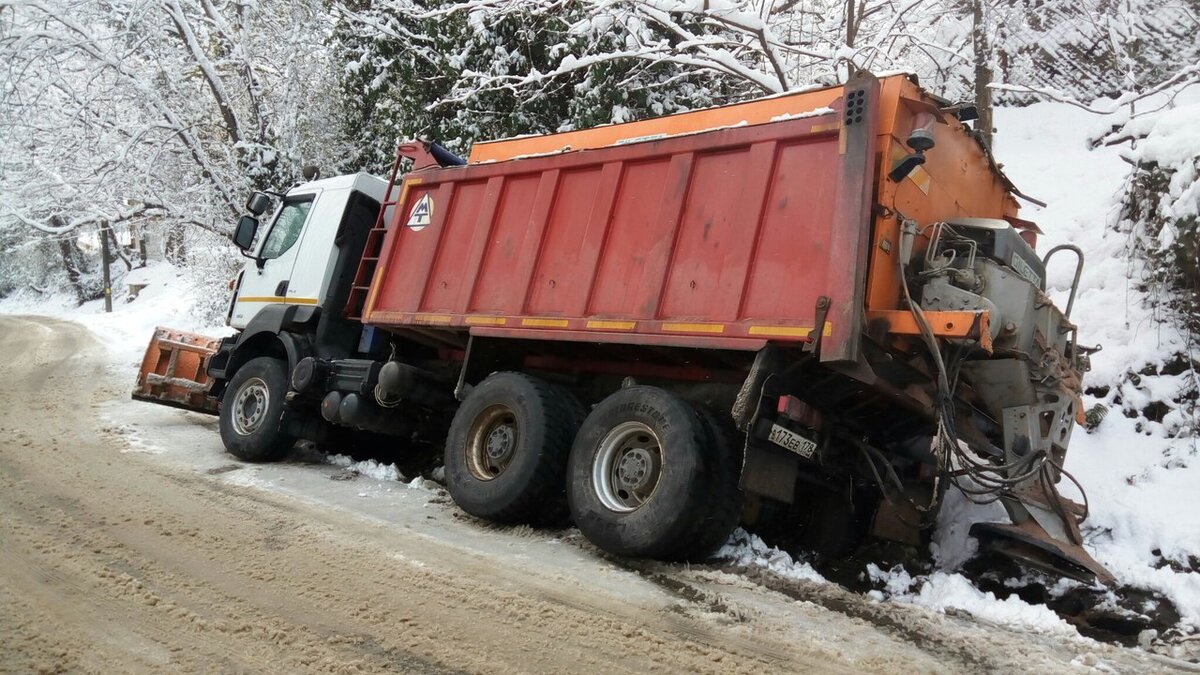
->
left=229, top=173, right=387, bottom=329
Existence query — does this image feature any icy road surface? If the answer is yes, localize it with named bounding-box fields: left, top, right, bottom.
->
left=0, top=316, right=1184, bottom=673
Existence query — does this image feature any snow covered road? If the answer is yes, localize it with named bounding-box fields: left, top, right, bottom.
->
left=0, top=316, right=1185, bottom=673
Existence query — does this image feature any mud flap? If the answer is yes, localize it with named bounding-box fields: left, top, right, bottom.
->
left=132, top=327, right=221, bottom=415
left=740, top=440, right=800, bottom=504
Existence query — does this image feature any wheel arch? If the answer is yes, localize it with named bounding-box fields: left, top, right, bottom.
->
left=228, top=331, right=311, bottom=378
left=208, top=304, right=317, bottom=393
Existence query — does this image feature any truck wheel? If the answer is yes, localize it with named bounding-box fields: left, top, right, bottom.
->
left=566, top=387, right=740, bottom=561
left=443, top=372, right=579, bottom=526
left=219, top=356, right=295, bottom=462
left=690, top=406, right=745, bottom=557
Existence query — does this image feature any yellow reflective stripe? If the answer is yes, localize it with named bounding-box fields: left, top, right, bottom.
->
left=413, top=313, right=452, bottom=324
left=586, top=320, right=635, bottom=330
left=661, top=322, right=725, bottom=334
left=238, top=296, right=318, bottom=305
left=521, top=318, right=569, bottom=328
left=747, top=323, right=832, bottom=337
left=465, top=316, right=506, bottom=326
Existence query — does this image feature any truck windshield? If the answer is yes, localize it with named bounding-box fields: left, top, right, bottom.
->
left=260, top=197, right=313, bottom=259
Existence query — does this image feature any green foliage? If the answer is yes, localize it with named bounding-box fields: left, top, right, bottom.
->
left=330, top=1, right=745, bottom=174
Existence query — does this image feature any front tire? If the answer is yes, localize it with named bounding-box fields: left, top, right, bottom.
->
left=219, top=356, right=295, bottom=462
left=567, top=387, right=740, bottom=561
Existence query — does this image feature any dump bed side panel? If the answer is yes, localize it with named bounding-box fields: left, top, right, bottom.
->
left=364, top=81, right=880, bottom=357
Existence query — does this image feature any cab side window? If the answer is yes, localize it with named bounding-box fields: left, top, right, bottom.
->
left=260, top=198, right=313, bottom=260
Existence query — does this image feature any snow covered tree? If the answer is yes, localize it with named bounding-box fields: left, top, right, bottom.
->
left=984, top=0, right=1200, bottom=432
left=0, top=0, right=346, bottom=305
left=988, top=0, right=1200, bottom=105
left=331, top=0, right=744, bottom=172
left=333, top=0, right=585, bottom=170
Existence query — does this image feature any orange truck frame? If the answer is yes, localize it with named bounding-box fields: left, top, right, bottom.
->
left=136, top=71, right=1109, bottom=583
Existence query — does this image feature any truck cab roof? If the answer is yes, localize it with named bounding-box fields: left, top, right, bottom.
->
left=288, top=172, right=388, bottom=202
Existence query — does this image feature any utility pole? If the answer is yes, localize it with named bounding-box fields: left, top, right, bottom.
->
left=100, top=220, right=113, bottom=313
left=972, top=0, right=994, bottom=150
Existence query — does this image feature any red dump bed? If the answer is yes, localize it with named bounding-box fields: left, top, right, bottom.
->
left=362, top=76, right=885, bottom=361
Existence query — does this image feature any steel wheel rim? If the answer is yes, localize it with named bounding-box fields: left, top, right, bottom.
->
left=466, top=404, right=519, bottom=481
left=592, top=421, right=663, bottom=513
left=231, top=377, right=270, bottom=436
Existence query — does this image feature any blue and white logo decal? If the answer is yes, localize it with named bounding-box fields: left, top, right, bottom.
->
left=406, top=193, right=434, bottom=231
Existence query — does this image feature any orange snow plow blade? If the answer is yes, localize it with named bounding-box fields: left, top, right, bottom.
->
left=132, top=326, right=220, bottom=415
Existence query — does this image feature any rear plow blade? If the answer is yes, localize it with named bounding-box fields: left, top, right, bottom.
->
left=972, top=482, right=1116, bottom=586
left=132, top=326, right=220, bottom=415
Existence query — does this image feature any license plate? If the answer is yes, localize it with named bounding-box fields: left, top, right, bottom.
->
left=768, top=423, right=817, bottom=459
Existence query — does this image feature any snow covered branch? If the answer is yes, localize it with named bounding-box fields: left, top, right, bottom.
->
left=991, top=63, right=1200, bottom=117
left=0, top=0, right=342, bottom=267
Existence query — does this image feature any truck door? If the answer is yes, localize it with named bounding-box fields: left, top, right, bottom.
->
left=230, top=191, right=319, bottom=328
left=275, top=187, right=352, bottom=306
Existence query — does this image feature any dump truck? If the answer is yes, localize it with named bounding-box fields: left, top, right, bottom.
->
left=134, top=71, right=1111, bottom=583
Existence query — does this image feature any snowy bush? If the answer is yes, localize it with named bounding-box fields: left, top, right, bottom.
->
left=1116, top=95, right=1200, bottom=342
left=1112, top=123, right=1200, bottom=435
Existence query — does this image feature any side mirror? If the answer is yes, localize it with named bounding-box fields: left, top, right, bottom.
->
left=245, top=191, right=272, bottom=215
left=233, top=215, right=259, bottom=252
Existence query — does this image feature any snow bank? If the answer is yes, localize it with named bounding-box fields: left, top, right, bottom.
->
left=715, top=528, right=825, bottom=584
left=994, top=102, right=1188, bottom=382
left=0, top=260, right=233, bottom=376
left=1119, top=89, right=1200, bottom=227
left=868, top=567, right=1077, bottom=635
left=326, top=454, right=406, bottom=482
left=984, top=104, right=1199, bottom=629
left=325, top=453, right=445, bottom=493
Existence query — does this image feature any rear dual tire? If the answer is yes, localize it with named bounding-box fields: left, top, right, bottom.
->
left=443, top=372, right=581, bottom=526
left=567, top=387, right=741, bottom=561
left=444, top=377, right=741, bottom=560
